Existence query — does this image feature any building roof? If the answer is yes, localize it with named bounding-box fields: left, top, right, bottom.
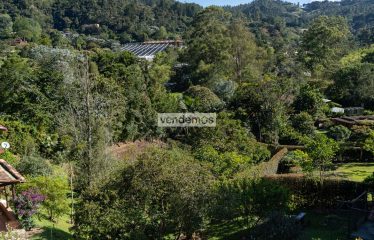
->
left=331, top=107, right=345, bottom=113
left=0, top=159, right=25, bottom=187
left=122, top=40, right=184, bottom=60
left=0, top=126, right=7, bottom=131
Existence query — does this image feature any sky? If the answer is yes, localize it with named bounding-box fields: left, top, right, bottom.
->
left=178, top=0, right=334, bottom=7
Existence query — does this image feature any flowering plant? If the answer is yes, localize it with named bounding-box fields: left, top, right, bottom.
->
left=14, top=189, right=45, bottom=230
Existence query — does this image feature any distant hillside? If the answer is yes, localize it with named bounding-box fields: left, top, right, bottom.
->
left=0, top=0, right=372, bottom=44
left=0, top=0, right=202, bottom=42
left=226, top=0, right=374, bottom=45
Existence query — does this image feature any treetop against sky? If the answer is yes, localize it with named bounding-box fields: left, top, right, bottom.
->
left=178, top=0, right=339, bottom=7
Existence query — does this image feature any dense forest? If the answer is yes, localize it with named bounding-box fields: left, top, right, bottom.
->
left=0, top=0, right=373, bottom=239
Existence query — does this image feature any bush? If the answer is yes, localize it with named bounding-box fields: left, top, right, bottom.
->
left=328, top=125, right=351, bottom=141
left=280, top=150, right=312, bottom=174
left=0, top=118, right=38, bottom=155
left=364, top=173, right=374, bottom=190
left=188, top=113, right=270, bottom=165
left=291, top=112, right=316, bottom=135
left=249, top=212, right=301, bottom=240
left=14, top=189, right=45, bottom=230
left=184, top=85, right=224, bottom=112
left=74, top=147, right=214, bottom=239
left=17, top=155, right=53, bottom=177
left=0, top=151, right=19, bottom=166
left=21, top=174, right=70, bottom=222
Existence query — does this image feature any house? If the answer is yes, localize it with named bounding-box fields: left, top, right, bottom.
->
left=0, top=126, right=25, bottom=232
left=10, top=38, right=28, bottom=46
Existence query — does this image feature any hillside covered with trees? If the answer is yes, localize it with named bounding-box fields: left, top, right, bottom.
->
left=0, top=0, right=373, bottom=239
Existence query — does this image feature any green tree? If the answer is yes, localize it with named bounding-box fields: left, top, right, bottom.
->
left=17, top=155, right=53, bottom=177
left=364, top=130, right=374, bottom=156
left=184, top=7, right=232, bottom=85
left=304, top=134, right=339, bottom=182
left=13, top=17, right=42, bottom=41
left=184, top=85, right=224, bottom=112
left=74, top=147, right=213, bottom=239
left=154, top=26, right=168, bottom=40
left=22, top=174, right=69, bottom=222
left=0, top=14, right=13, bottom=39
left=293, top=86, right=325, bottom=117
left=328, top=125, right=351, bottom=142
left=187, top=113, right=270, bottom=166
left=300, top=16, right=350, bottom=72
left=233, top=77, right=290, bottom=144
left=328, top=63, right=374, bottom=109
left=228, top=19, right=267, bottom=83
left=291, top=112, right=316, bottom=135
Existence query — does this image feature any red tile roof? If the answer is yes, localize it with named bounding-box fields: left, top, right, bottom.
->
left=0, top=160, right=25, bottom=186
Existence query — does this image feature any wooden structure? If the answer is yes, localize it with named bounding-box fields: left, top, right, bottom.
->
left=0, top=125, right=25, bottom=231
left=10, top=38, right=28, bottom=46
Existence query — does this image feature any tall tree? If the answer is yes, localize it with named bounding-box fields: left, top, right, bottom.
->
left=0, top=14, right=13, bottom=39
left=228, top=19, right=267, bottom=83
left=184, top=7, right=232, bottom=85
left=299, top=16, right=350, bottom=73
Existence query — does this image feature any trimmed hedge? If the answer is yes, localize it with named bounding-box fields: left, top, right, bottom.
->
left=264, top=174, right=366, bottom=209
left=254, top=148, right=288, bottom=177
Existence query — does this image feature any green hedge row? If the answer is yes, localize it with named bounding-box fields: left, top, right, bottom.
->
left=264, top=174, right=366, bottom=209
left=254, top=148, right=288, bottom=177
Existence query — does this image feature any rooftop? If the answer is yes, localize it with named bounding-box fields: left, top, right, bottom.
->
left=0, top=159, right=25, bottom=187
left=122, top=40, right=184, bottom=60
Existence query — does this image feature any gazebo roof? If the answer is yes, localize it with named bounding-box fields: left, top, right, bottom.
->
left=0, top=159, right=25, bottom=187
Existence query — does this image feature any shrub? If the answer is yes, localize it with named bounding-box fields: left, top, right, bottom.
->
left=291, top=112, right=316, bottom=135
left=364, top=131, right=374, bottom=156
left=328, top=125, right=351, bottom=141
left=364, top=173, right=374, bottom=191
left=0, top=151, right=20, bottom=167
left=17, top=155, right=53, bottom=177
left=184, top=85, right=224, bottom=112
left=14, top=189, right=45, bottom=230
left=249, top=212, right=301, bottom=240
left=293, top=86, right=325, bottom=117
left=0, top=118, right=38, bottom=155
left=74, top=147, right=213, bottom=239
left=21, top=174, right=70, bottom=222
left=280, top=150, right=312, bottom=174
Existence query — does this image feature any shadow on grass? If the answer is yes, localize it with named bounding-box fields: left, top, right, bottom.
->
left=32, top=226, right=72, bottom=240
left=206, top=220, right=251, bottom=240
left=340, top=162, right=374, bottom=168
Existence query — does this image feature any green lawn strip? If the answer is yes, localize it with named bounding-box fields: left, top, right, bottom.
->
left=31, top=214, right=72, bottom=240
left=205, top=211, right=363, bottom=240
left=299, top=211, right=351, bottom=240
left=327, top=162, right=374, bottom=182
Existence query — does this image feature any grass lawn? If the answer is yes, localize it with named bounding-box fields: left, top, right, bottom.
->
left=31, top=214, right=73, bottom=240
left=327, top=162, right=374, bottom=182
left=205, top=211, right=362, bottom=240
left=206, top=219, right=250, bottom=240
left=298, top=211, right=358, bottom=240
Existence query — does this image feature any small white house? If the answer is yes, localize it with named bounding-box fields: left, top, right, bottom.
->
left=331, top=107, right=345, bottom=114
